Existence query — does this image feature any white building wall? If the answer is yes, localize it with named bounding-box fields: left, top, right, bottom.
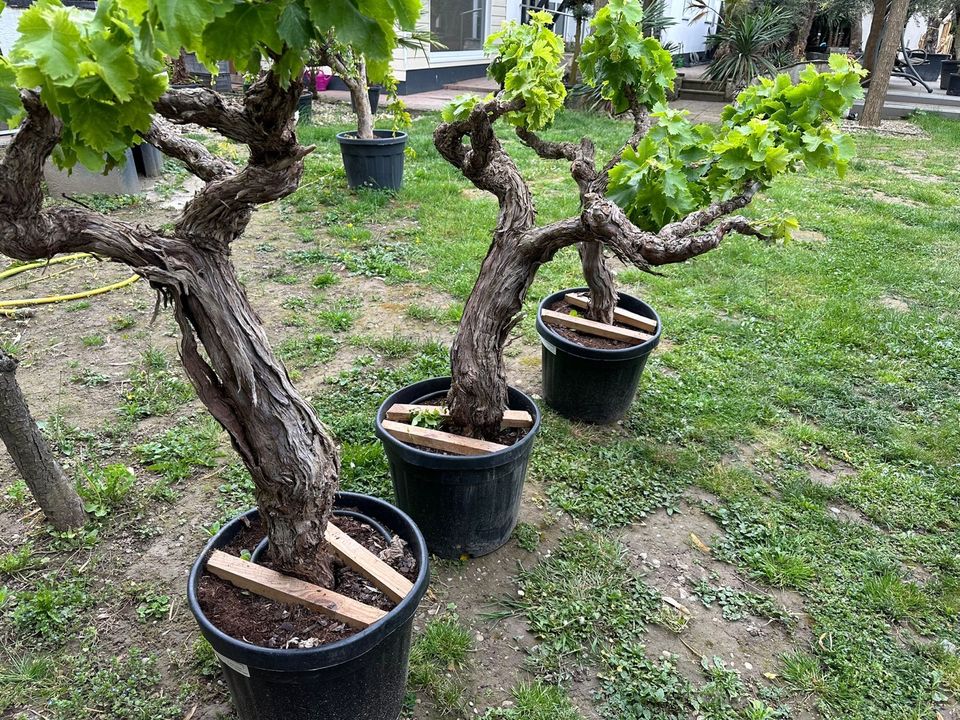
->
left=861, top=12, right=928, bottom=55
left=0, top=7, right=24, bottom=55
left=660, top=0, right=720, bottom=57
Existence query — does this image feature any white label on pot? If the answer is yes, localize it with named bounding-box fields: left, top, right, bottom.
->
left=541, top=338, right=557, bottom=355
left=214, top=650, right=251, bottom=677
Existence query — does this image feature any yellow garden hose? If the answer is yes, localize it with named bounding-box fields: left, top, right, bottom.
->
left=0, top=253, right=140, bottom=315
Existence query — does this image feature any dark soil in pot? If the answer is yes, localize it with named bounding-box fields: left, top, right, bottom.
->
left=188, top=492, right=429, bottom=720
left=376, top=377, right=541, bottom=559
left=536, top=287, right=661, bottom=424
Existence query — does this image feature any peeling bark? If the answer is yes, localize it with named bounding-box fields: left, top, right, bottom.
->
left=0, top=77, right=338, bottom=586
left=577, top=242, right=617, bottom=324
left=0, top=352, right=86, bottom=530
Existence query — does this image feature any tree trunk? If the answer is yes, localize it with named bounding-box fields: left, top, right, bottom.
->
left=0, top=78, right=340, bottom=587
left=569, top=16, right=584, bottom=85
left=0, top=352, right=86, bottom=530
left=793, top=0, right=820, bottom=57
left=579, top=241, right=617, bottom=324
left=860, top=0, right=910, bottom=127
left=850, top=13, right=864, bottom=53
left=863, top=0, right=889, bottom=71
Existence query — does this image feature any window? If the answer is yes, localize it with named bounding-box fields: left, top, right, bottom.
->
left=431, top=0, right=487, bottom=53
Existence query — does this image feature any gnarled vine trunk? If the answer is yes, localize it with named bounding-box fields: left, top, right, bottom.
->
left=436, top=100, right=763, bottom=440
left=0, top=352, right=87, bottom=530
left=0, top=75, right=339, bottom=586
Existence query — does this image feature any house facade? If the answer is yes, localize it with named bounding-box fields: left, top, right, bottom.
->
left=392, top=0, right=726, bottom=93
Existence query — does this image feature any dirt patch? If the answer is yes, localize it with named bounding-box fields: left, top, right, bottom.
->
left=808, top=458, right=856, bottom=488
left=794, top=229, right=828, bottom=244
left=879, top=295, right=911, bottom=312
left=841, top=119, right=929, bottom=139
left=618, top=491, right=810, bottom=692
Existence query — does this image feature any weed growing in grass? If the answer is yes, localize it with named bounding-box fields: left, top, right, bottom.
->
left=339, top=443, right=392, bottom=498
left=70, top=368, right=110, bottom=387
left=136, top=589, right=171, bottom=622
left=405, top=302, right=463, bottom=325
left=512, top=522, right=540, bottom=552
left=108, top=314, right=136, bottom=331
left=76, top=463, right=135, bottom=518
left=312, top=270, right=339, bottom=288
left=0, top=654, right=54, bottom=713
left=349, top=333, right=421, bottom=359
left=81, top=335, right=105, bottom=348
left=135, top=416, right=222, bottom=485
left=2, top=478, right=27, bottom=505
left=483, top=681, right=583, bottom=719
left=408, top=615, right=473, bottom=714
left=691, top=580, right=792, bottom=623
left=0, top=543, right=41, bottom=575
left=215, top=463, right=256, bottom=524
left=121, top=348, right=193, bottom=419
left=192, top=637, right=219, bottom=678
left=339, top=243, right=415, bottom=282
left=278, top=332, right=338, bottom=368
left=318, top=308, right=358, bottom=332
left=49, top=649, right=183, bottom=719
left=64, top=301, right=91, bottom=312
left=10, top=577, right=90, bottom=642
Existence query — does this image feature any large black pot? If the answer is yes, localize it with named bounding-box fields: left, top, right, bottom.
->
left=943, top=60, right=960, bottom=90
left=337, top=130, right=407, bottom=191
left=536, top=288, right=662, bottom=424
left=909, top=53, right=948, bottom=82
left=187, top=492, right=429, bottom=720
left=375, top=377, right=541, bottom=559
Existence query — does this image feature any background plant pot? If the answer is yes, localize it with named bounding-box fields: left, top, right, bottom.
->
left=350, top=86, right=382, bottom=115
left=187, top=492, right=429, bottom=720
left=315, top=73, right=332, bottom=92
left=536, top=287, right=662, bottom=424
left=375, top=377, right=541, bottom=559
left=296, top=92, right=313, bottom=125
left=336, top=130, right=407, bottom=191
left=949, top=73, right=960, bottom=97
left=942, top=60, right=960, bottom=90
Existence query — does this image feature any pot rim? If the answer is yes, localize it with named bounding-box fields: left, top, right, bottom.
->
left=375, top=376, right=541, bottom=468
left=187, top=491, right=429, bottom=672
left=336, top=129, right=408, bottom=146
left=536, top=286, right=662, bottom=361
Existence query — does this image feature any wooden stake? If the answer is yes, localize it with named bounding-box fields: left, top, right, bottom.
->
left=206, top=550, right=386, bottom=629
left=564, top=292, right=658, bottom=333
left=381, top=419, right=508, bottom=455
left=324, top=521, right=414, bottom=603
left=541, top=308, right=653, bottom=344
left=385, top=403, right=534, bottom=429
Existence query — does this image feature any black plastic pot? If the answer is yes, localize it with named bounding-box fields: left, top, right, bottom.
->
left=350, top=85, right=382, bottom=115
left=337, top=130, right=407, bottom=191
left=942, top=60, right=960, bottom=90
left=949, top=73, right=960, bottom=97
left=297, top=92, right=313, bottom=125
left=909, top=53, right=948, bottom=82
left=536, top=288, right=662, bottom=424
left=375, top=377, right=541, bottom=559
left=187, top=492, right=429, bottom=720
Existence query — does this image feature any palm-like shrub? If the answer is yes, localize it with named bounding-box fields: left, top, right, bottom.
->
left=704, top=4, right=795, bottom=87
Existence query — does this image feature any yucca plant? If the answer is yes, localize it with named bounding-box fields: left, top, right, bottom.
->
left=704, top=4, right=795, bottom=87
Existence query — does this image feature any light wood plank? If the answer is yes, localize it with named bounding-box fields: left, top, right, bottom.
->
left=381, top=419, right=507, bottom=455
left=564, top=293, right=658, bottom=333
left=206, top=550, right=386, bottom=629
left=324, top=521, right=414, bottom=603
left=541, top=308, right=653, bottom=344
left=385, top=404, right=534, bottom=429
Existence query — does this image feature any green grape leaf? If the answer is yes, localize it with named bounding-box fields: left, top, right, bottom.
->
left=13, top=3, right=83, bottom=81
left=0, top=59, right=23, bottom=125
left=200, top=2, right=282, bottom=73
left=277, top=1, right=313, bottom=53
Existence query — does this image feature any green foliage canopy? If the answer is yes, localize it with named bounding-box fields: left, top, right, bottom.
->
left=578, top=0, right=676, bottom=114
left=608, top=55, right=866, bottom=231
left=0, top=0, right=419, bottom=170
